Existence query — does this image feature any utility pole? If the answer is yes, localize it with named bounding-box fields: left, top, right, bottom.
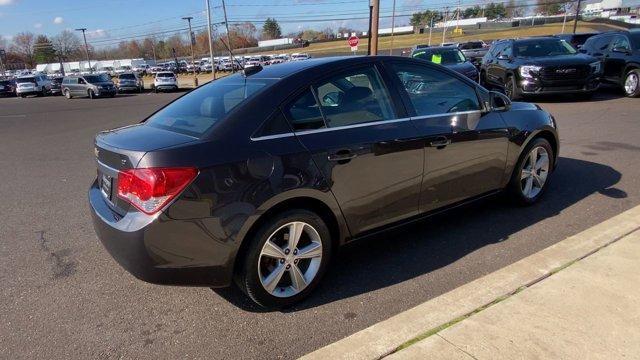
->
left=75, top=28, right=92, bottom=73
left=205, top=0, right=216, bottom=80
left=442, top=7, right=449, bottom=44
left=183, top=16, right=198, bottom=86
left=390, top=0, right=396, bottom=55
left=222, top=0, right=234, bottom=71
left=367, top=4, right=373, bottom=55
left=428, top=17, right=434, bottom=46
left=573, top=0, right=582, bottom=33
left=370, top=0, right=380, bottom=55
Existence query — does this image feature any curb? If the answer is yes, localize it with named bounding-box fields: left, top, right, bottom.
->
left=300, top=204, right=640, bottom=360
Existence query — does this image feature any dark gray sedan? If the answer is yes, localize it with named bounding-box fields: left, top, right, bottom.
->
left=89, top=56, right=559, bottom=309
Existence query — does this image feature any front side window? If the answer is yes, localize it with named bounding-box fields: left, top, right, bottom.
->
left=611, top=35, right=631, bottom=51
left=312, top=66, right=395, bottom=128
left=392, top=63, right=481, bottom=116
left=145, top=75, right=275, bottom=137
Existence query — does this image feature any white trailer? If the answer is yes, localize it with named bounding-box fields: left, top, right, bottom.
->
left=258, top=38, right=293, bottom=48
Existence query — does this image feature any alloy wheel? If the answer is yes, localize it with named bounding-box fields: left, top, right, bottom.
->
left=505, top=79, right=513, bottom=99
left=258, top=221, right=323, bottom=298
left=625, top=72, right=639, bottom=95
left=520, top=146, right=550, bottom=199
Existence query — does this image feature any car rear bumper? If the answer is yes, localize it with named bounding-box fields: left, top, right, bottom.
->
left=117, top=85, right=140, bottom=91
left=155, top=85, right=178, bottom=90
left=88, top=179, right=234, bottom=287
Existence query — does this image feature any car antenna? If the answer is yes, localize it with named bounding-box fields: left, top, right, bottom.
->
left=219, top=38, right=242, bottom=74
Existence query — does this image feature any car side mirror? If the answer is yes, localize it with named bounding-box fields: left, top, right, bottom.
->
left=612, top=46, right=630, bottom=54
left=490, top=91, right=511, bottom=111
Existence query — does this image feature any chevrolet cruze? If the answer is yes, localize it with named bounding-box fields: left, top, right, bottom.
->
left=89, top=56, right=559, bottom=308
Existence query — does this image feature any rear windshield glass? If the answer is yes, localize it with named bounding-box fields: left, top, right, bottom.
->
left=84, top=74, right=111, bottom=83
left=119, top=73, right=135, bottom=79
left=157, top=72, right=174, bottom=78
left=145, top=75, right=277, bottom=137
left=16, top=77, right=36, bottom=84
left=630, top=33, right=640, bottom=49
left=514, top=39, right=576, bottom=57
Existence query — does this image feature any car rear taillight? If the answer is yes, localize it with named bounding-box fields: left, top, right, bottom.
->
left=117, top=167, right=197, bottom=215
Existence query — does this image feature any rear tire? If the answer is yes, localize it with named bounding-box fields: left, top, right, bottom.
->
left=236, top=209, right=332, bottom=309
left=623, top=69, right=640, bottom=98
left=508, top=137, right=555, bottom=205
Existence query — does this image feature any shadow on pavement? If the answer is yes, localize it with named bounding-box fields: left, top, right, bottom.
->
left=213, top=157, right=624, bottom=312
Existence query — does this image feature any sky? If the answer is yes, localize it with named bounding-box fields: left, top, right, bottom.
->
left=1, top=0, right=639, bottom=49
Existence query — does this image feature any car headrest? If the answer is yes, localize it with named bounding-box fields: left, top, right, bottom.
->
left=342, top=86, right=373, bottom=104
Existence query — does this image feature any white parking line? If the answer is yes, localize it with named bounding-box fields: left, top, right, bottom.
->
left=0, top=114, right=27, bottom=118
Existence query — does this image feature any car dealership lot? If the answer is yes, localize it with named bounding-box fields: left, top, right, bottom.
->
left=1, top=91, right=639, bottom=359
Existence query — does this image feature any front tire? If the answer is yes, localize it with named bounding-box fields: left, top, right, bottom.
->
left=88, top=89, right=96, bottom=99
left=508, top=138, right=554, bottom=205
left=505, top=75, right=521, bottom=101
left=623, top=69, right=640, bottom=98
left=64, top=89, right=71, bottom=99
left=236, top=210, right=332, bottom=309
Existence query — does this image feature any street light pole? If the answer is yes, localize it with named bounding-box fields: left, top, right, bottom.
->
left=205, top=0, right=216, bottom=80
left=75, top=28, right=92, bottom=73
left=182, top=16, right=198, bottom=86
left=222, top=0, right=234, bottom=71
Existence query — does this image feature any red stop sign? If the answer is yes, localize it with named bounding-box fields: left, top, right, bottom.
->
left=348, top=36, right=359, bottom=47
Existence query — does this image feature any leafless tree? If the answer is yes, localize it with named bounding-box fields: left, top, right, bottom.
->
left=52, top=30, right=81, bottom=60
left=11, top=32, right=35, bottom=67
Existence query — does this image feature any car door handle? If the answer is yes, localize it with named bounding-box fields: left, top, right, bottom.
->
left=429, top=137, right=451, bottom=149
left=328, top=149, right=357, bottom=162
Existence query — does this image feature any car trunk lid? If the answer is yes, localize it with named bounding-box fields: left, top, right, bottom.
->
left=94, top=124, right=198, bottom=215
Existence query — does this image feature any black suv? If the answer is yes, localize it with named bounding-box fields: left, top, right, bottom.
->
left=480, top=37, right=601, bottom=100
left=580, top=30, right=640, bottom=97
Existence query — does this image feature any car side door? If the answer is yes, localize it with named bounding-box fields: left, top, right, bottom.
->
left=605, top=35, right=632, bottom=83
left=283, top=63, right=424, bottom=235
left=384, top=61, right=508, bottom=212
left=485, top=43, right=505, bottom=85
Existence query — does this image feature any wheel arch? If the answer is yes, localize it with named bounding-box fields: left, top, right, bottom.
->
left=232, top=193, right=348, bottom=278
left=622, top=62, right=640, bottom=80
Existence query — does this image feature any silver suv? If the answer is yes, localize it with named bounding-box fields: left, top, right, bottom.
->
left=15, top=74, right=52, bottom=98
left=117, top=72, right=144, bottom=93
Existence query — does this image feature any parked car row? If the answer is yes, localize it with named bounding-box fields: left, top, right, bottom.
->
left=408, top=29, right=640, bottom=99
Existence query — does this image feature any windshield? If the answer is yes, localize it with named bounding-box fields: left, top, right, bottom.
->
left=459, top=42, right=484, bottom=50
left=84, top=74, right=111, bottom=83
left=145, top=76, right=277, bottom=137
left=412, top=48, right=466, bottom=64
left=514, top=39, right=577, bottom=57
left=119, top=73, right=135, bottom=79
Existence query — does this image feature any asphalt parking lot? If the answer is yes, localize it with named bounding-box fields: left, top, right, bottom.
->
left=1, top=89, right=639, bottom=359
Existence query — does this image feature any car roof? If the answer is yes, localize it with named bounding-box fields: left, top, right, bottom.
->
left=248, top=56, right=350, bottom=79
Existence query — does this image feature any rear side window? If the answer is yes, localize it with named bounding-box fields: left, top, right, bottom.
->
left=312, top=66, right=395, bottom=128
left=284, top=88, right=326, bottom=131
left=391, top=63, right=480, bottom=116
left=145, top=75, right=275, bottom=137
